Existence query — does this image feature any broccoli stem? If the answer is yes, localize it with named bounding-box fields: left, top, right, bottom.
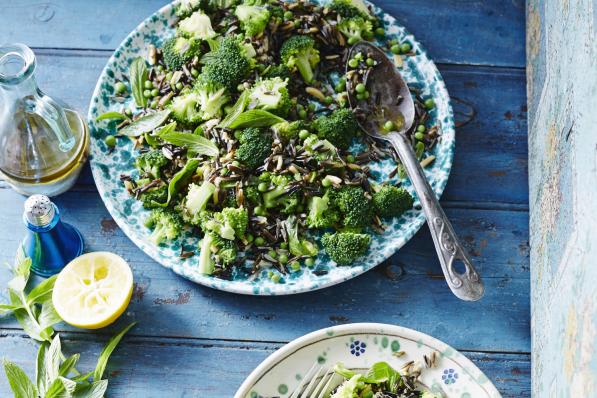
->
left=199, top=234, right=215, bottom=275
left=295, top=57, right=314, bottom=83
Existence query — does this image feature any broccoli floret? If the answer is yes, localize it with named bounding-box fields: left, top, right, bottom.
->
left=244, top=185, right=262, bottom=205
left=184, top=181, right=216, bottom=224
left=283, top=215, right=318, bottom=257
left=202, top=35, right=252, bottom=90
left=198, top=231, right=238, bottom=274
left=139, top=184, right=168, bottom=209
left=176, top=0, right=202, bottom=18
left=372, top=184, right=414, bottom=218
left=177, top=10, right=217, bottom=40
left=202, top=0, right=238, bottom=13
left=280, top=35, right=320, bottom=84
left=200, top=207, right=248, bottom=240
left=169, top=91, right=202, bottom=124
left=162, top=36, right=200, bottom=71
left=321, top=231, right=371, bottom=265
left=332, top=186, right=374, bottom=229
left=262, top=174, right=299, bottom=213
left=263, top=63, right=292, bottom=80
left=329, top=0, right=371, bottom=18
left=337, top=16, right=373, bottom=44
left=194, top=75, right=230, bottom=120
left=235, top=3, right=271, bottom=37
left=306, top=192, right=339, bottom=229
left=235, top=127, right=273, bottom=169
left=313, top=108, right=360, bottom=149
left=144, top=208, right=183, bottom=245
left=135, top=149, right=169, bottom=179
left=272, top=120, right=308, bottom=141
left=249, top=77, right=292, bottom=117
left=302, top=135, right=338, bottom=161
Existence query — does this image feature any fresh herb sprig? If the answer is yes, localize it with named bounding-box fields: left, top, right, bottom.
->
left=3, top=323, right=136, bottom=398
left=0, top=256, right=61, bottom=342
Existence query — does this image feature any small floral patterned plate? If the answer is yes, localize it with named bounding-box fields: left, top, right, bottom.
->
left=235, top=323, right=501, bottom=398
left=87, top=0, right=455, bottom=295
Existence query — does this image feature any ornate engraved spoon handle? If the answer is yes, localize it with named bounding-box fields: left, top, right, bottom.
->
left=389, top=132, right=484, bottom=301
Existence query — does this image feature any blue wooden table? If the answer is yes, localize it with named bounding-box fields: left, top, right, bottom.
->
left=0, top=1, right=529, bottom=396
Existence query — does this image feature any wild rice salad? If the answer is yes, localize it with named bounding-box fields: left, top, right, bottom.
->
left=98, top=0, right=439, bottom=281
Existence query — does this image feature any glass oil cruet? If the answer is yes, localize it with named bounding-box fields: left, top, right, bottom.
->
left=0, top=43, right=89, bottom=197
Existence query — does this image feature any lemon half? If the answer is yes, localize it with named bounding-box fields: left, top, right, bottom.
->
left=52, top=252, right=133, bottom=329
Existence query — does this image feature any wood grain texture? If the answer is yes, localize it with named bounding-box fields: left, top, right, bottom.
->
left=3, top=0, right=525, bottom=67
left=15, top=50, right=529, bottom=205
left=527, top=0, right=597, bottom=396
left=0, top=331, right=530, bottom=397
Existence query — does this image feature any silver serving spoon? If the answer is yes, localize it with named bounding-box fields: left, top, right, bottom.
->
left=346, top=42, right=484, bottom=301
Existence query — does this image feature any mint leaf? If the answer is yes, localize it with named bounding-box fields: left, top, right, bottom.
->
left=4, top=359, right=37, bottom=398
left=26, top=276, right=57, bottom=306
left=93, top=322, right=136, bottom=381
left=118, top=109, right=171, bottom=137
left=96, top=112, right=127, bottom=122
left=36, top=342, right=50, bottom=396
left=218, top=90, right=249, bottom=128
left=226, top=109, right=285, bottom=129
left=44, top=376, right=76, bottom=398
left=58, top=354, right=80, bottom=378
left=13, top=307, right=46, bottom=342
left=157, top=131, right=219, bottom=157
left=72, top=380, right=108, bottom=398
left=130, top=57, right=148, bottom=108
left=45, top=334, right=62, bottom=384
left=38, top=301, right=62, bottom=331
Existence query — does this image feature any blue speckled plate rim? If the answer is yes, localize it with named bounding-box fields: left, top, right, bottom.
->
left=88, top=0, right=455, bottom=296
left=234, top=323, right=501, bottom=397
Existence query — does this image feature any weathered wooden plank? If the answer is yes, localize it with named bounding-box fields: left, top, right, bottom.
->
left=0, top=188, right=529, bottom=352
left=24, top=50, right=528, bottom=205
left=3, top=0, right=525, bottom=67
left=527, top=0, right=597, bottom=396
left=0, top=332, right=530, bottom=397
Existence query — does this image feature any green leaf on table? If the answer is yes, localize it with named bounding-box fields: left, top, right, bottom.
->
left=45, top=334, right=62, bottom=384
left=365, top=361, right=401, bottom=386
left=130, top=57, right=148, bottom=108
left=36, top=342, right=50, bottom=396
left=0, top=303, right=20, bottom=316
left=93, top=322, right=136, bottom=381
left=4, top=359, right=37, bottom=398
left=13, top=307, right=46, bottom=342
left=153, top=159, right=199, bottom=207
left=72, top=380, right=108, bottom=398
left=157, top=130, right=219, bottom=157
left=118, top=109, right=171, bottom=137
left=58, top=354, right=80, bottom=378
left=8, top=257, right=32, bottom=292
left=26, top=275, right=57, bottom=306
left=44, top=376, right=76, bottom=398
left=95, top=112, right=127, bottom=122
left=38, top=301, right=62, bottom=331
left=226, top=109, right=286, bottom=129
left=218, top=90, right=249, bottom=128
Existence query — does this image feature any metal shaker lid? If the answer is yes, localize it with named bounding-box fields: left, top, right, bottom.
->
left=24, top=194, right=55, bottom=226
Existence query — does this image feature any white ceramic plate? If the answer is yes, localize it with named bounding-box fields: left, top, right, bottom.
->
left=235, top=323, right=501, bottom=398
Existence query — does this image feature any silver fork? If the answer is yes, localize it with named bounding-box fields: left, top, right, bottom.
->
left=288, top=363, right=338, bottom=398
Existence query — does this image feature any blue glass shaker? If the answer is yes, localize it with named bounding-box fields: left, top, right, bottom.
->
left=20, top=195, right=84, bottom=277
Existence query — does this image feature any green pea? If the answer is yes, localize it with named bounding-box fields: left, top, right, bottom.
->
left=220, top=168, right=230, bottom=176
left=355, top=52, right=363, bottom=60
left=278, top=254, right=288, bottom=264
left=355, top=83, right=366, bottom=93
left=143, top=89, right=152, bottom=98
left=400, top=42, right=412, bottom=53
left=298, top=109, right=308, bottom=119
left=104, top=135, right=116, bottom=147
left=284, top=10, right=293, bottom=20
left=254, top=206, right=266, bottom=216
left=165, top=72, right=173, bottom=81
left=335, top=82, right=346, bottom=93
left=294, top=19, right=301, bottom=27
left=346, top=154, right=355, bottom=163
left=384, top=120, right=396, bottom=131
left=366, top=58, right=375, bottom=66
left=424, top=98, right=435, bottom=109
left=362, top=390, right=374, bottom=398
left=270, top=273, right=281, bottom=283
left=299, top=129, right=310, bottom=140
left=124, top=108, right=133, bottom=117
left=258, top=182, right=269, bottom=192
left=347, top=37, right=359, bottom=45
left=363, top=91, right=370, bottom=99
left=144, top=80, right=153, bottom=89
left=254, top=236, right=266, bottom=246
left=305, top=258, right=315, bottom=267
left=415, top=132, right=425, bottom=141
left=307, top=102, right=316, bottom=112
left=232, top=160, right=240, bottom=167
left=245, top=234, right=254, bottom=243
left=150, top=100, right=158, bottom=109
left=115, top=82, right=127, bottom=94
left=324, top=96, right=334, bottom=105
left=363, top=31, right=374, bottom=40
left=375, top=27, right=385, bottom=36
left=151, top=88, right=159, bottom=97
left=390, top=44, right=401, bottom=54
left=280, top=242, right=288, bottom=249
left=268, top=250, right=278, bottom=259
left=356, top=92, right=366, bottom=101
left=296, top=103, right=304, bottom=112
left=289, top=261, right=301, bottom=272
left=175, top=82, right=183, bottom=91
left=348, top=59, right=359, bottom=68
left=417, top=124, right=426, bottom=133
left=190, top=67, right=199, bottom=77
left=321, top=177, right=332, bottom=187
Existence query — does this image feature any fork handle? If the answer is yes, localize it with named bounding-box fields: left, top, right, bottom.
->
left=388, top=132, right=484, bottom=301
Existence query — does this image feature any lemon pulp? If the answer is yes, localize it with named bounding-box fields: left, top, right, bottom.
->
left=52, top=252, right=133, bottom=329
